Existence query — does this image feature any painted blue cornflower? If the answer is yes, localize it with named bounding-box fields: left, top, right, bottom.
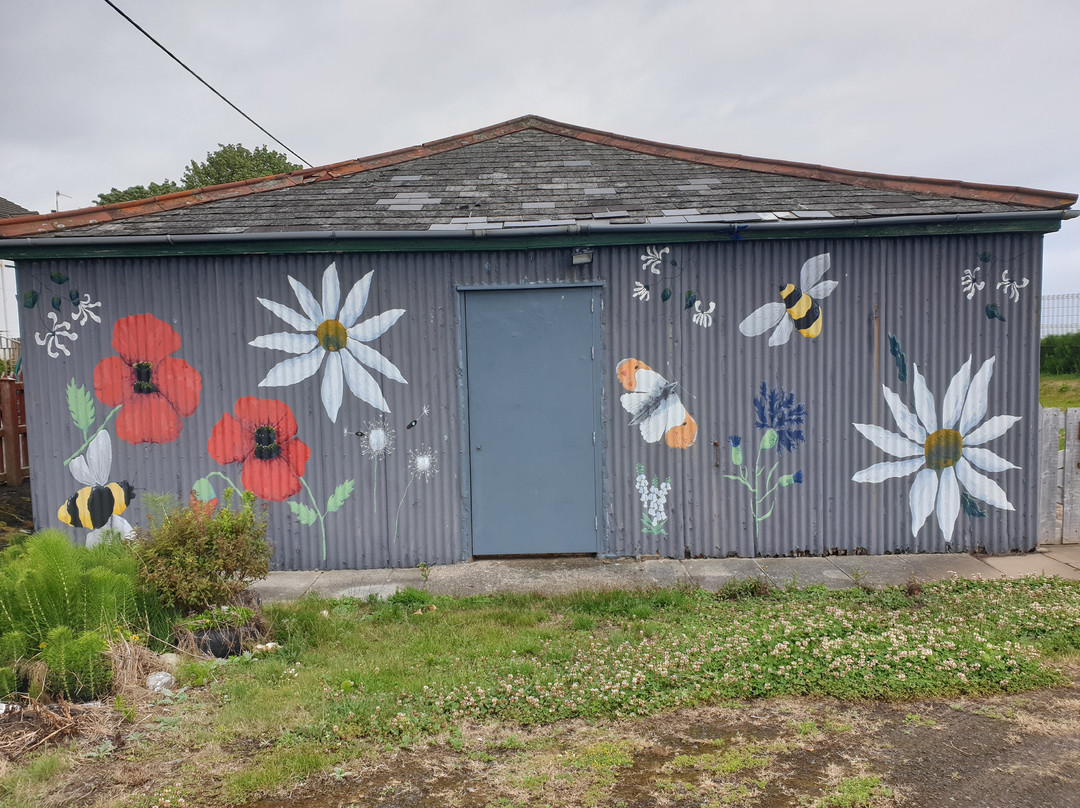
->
left=753, top=381, right=806, bottom=453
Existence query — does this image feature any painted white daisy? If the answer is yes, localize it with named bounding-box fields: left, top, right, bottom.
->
left=852, top=356, right=1020, bottom=543
left=250, top=262, right=407, bottom=422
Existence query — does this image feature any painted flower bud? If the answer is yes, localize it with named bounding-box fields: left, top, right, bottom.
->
left=779, top=470, right=804, bottom=487
left=761, top=428, right=778, bottom=451
left=728, top=435, right=743, bottom=466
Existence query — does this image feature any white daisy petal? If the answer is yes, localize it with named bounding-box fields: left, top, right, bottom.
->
left=882, top=387, right=926, bottom=444
left=338, top=271, right=374, bottom=328
left=963, top=414, right=1021, bottom=446
left=962, top=446, right=1019, bottom=473
left=912, top=364, right=937, bottom=434
left=321, top=352, right=344, bottom=423
left=257, top=297, right=316, bottom=332
left=852, top=457, right=924, bottom=483
left=909, top=467, right=939, bottom=537
left=940, top=356, right=972, bottom=431
left=288, top=275, right=324, bottom=324
left=852, top=423, right=923, bottom=458
left=259, top=349, right=325, bottom=387
left=340, top=350, right=391, bottom=412
left=935, top=466, right=960, bottom=543
left=958, top=357, right=995, bottom=435
left=321, top=262, right=341, bottom=322
left=347, top=340, right=408, bottom=384
left=249, top=332, right=320, bottom=354
left=349, top=309, right=407, bottom=342
left=955, top=458, right=1015, bottom=511
left=768, top=314, right=794, bottom=347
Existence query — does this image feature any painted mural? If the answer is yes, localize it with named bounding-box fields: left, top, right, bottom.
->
left=738, top=253, right=836, bottom=346
left=616, top=358, right=697, bottom=449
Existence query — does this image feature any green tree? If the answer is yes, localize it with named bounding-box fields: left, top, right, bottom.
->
left=94, top=144, right=301, bottom=206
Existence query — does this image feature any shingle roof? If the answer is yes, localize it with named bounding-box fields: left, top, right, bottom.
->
left=0, top=197, right=35, bottom=219
left=1, top=116, right=1074, bottom=239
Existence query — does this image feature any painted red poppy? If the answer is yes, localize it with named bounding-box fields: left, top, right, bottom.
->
left=94, top=314, right=202, bottom=445
left=208, top=397, right=310, bottom=501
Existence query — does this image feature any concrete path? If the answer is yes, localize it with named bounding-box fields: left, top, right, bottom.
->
left=250, top=544, right=1080, bottom=603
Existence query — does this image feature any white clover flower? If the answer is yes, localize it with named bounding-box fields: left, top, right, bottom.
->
left=852, top=355, right=1020, bottom=543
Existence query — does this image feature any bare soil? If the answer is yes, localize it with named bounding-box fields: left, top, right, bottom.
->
left=0, top=479, right=34, bottom=547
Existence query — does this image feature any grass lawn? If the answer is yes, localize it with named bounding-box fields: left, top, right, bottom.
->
left=2, top=577, right=1078, bottom=807
left=1040, top=373, right=1080, bottom=409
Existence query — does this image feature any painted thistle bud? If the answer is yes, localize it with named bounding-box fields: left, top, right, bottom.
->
left=761, top=428, right=778, bottom=450
left=728, top=435, right=743, bottom=466
left=779, top=470, right=804, bottom=487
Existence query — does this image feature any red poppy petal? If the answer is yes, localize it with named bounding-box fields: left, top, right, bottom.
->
left=233, top=396, right=298, bottom=441
left=241, top=455, right=301, bottom=502
left=279, top=437, right=311, bottom=479
left=112, top=314, right=182, bottom=364
left=94, top=356, right=134, bottom=407
left=115, top=394, right=182, bottom=445
left=154, top=357, right=202, bottom=417
left=208, top=412, right=253, bottom=465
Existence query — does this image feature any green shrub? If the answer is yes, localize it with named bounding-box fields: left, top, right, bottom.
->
left=131, top=492, right=271, bottom=614
left=40, top=626, right=112, bottom=701
left=0, top=665, right=16, bottom=698
left=1041, top=332, right=1080, bottom=374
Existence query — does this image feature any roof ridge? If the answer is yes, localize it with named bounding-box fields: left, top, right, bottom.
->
left=1, top=115, right=1074, bottom=238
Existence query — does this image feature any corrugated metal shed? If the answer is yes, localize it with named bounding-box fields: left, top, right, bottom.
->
left=0, top=117, right=1074, bottom=569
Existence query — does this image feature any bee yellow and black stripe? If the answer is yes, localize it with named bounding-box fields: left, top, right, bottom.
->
left=780, top=283, right=822, bottom=339
left=57, top=482, right=134, bottom=529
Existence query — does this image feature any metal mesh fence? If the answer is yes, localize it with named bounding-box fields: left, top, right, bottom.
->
left=1042, top=294, right=1080, bottom=338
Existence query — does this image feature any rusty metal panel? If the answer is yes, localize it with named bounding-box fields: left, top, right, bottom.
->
left=16, top=233, right=1042, bottom=570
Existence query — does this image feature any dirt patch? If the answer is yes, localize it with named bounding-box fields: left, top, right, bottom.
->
left=240, top=671, right=1080, bottom=808
left=0, top=478, right=33, bottom=548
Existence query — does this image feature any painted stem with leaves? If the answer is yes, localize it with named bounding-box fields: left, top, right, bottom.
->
left=289, top=478, right=355, bottom=562
left=64, top=379, right=120, bottom=465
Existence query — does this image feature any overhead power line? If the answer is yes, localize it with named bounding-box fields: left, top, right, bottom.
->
left=101, top=0, right=313, bottom=168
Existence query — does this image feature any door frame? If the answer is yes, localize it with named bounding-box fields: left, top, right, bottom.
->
left=456, top=281, right=606, bottom=558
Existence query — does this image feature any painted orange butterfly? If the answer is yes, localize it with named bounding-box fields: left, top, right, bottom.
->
left=617, top=358, right=697, bottom=449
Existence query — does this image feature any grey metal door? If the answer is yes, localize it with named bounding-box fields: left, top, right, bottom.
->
left=464, top=286, right=600, bottom=555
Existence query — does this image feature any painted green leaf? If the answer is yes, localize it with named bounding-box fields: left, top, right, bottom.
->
left=289, top=501, right=319, bottom=526
left=325, top=480, right=355, bottom=514
left=51, top=296, right=62, bottom=312
left=66, top=380, right=96, bottom=433
left=22, top=290, right=39, bottom=309
left=661, top=288, right=672, bottom=302
left=191, top=477, right=216, bottom=503
left=960, top=492, right=987, bottom=518
left=50, top=272, right=69, bottom=285
left=684, top=290, right=698, bottom=310
left=69, top=289, right=80, bottom=304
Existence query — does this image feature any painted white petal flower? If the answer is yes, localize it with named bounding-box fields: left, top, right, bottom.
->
left=321, top=263, right=341, bottom=322
left=935, top=466, right=960, bottom=543
left=958, top=357, right=995, bottom=435
left=911, top=364, right=938, bottom=434
left=852, top=457, right=924, bottom=484
left=940, top=356, right=972, bottom=431
left=962, top=446, right=1018, bottom=473
left=339, top=271, right=375, bottom=327
left=288, top=275, right=324, bottom=323
left=257, top=297, right=316, bottom=331
left=963, top=414, right=1021, bottom=446
left=348, top=309, right=407, bottom=342
left=249, top=332, right=319, bottom=354
left=340, top=350, right=391, bottom=412
left=259, top=349, right=325, bottom=387
left=852, top=423, right=923, bottom=458
left=321, top=352, right=345, bottom=423
left=909, top=467, right=939, bottom=537
left=881, top=386, right=926, bottom=444
left=955, top=458, right=1014, bottom=511
left=347, top=340, right=407, bottom=384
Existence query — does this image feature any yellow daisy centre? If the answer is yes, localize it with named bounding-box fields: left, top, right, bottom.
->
left=316, top=319, right=348, bottom=352
left=924, top=428, right=963, bottom=471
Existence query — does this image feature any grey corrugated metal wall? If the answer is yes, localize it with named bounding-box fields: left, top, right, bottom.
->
left=17, top=233, right=1041, bottom=569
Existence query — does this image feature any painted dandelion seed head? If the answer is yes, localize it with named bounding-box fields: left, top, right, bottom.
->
left=409, top=446, right=438, bottom=480
left=361, top=420, right=395, bottom=459
left=852, top=355, right=1021, bottom=543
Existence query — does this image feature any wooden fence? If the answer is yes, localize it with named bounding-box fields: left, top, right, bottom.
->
left=0, top=377, right=28, bottom=486
left=1039, top=407, right=1080, bottom=544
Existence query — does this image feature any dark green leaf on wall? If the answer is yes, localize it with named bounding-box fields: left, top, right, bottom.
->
left=684, top=290, right=698, bottom=310
left=985, top=303, right=1006, bottom=322
left=51, top=296, right=62, bottom=312
left=66, top=380, right=96, bottom=433
left=49, top=272, right=69, bottom=285
left=69, top=289, right=80, bottom=304
left=979, top=251, right=991, bottom=263
left=888, top=333, right=907, bottom=383
left=960, top=491, right=987, bottom=518
left=661, top=288, right=672, bottom=302
left=22, top=290, right=39, bottom=309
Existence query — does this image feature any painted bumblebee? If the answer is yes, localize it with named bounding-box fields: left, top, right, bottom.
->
left=58, top=431, right=135, bottom=546
left=738, top=253, right=838, bottom=346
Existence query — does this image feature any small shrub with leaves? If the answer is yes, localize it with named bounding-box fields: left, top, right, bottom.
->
left=132, top=491, right=271, bottom=615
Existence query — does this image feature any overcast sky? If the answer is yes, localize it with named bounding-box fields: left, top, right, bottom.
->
left=4, top=0, right=1078, bottom=293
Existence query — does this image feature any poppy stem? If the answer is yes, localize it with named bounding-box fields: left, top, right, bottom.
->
left=63, top=406, right=122, bottom=466
left=299, top=476, right=328, bottom=561
left=206, top=471, right=241, bottom=497
left=392, top=475, right=415, bottom=544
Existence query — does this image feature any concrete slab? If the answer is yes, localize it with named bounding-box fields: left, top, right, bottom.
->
left=338, top=584, right=401, bottom=600
left=827, top=556, right=914, bottom=588
left=755, top=558, right=854, bottom=590
left=681, top=559, right=765, bottom=592
left=1040, top=544, right=1080, bottom=570
left=900, top=554, right=999, bottom=583
left=248, top=571, right=320, bottom=602
left=980, top=553, right=1080, bottom=580
left=307, top=569, right=392, bottom=598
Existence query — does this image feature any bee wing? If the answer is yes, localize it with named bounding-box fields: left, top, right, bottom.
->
left=739, top=302, right=786, bottom=337
left=768, top=314, right=795, bottom=346
left=807, top=280, right=839, bottom=300
left=799, top=253, right=831, bottom=289
left=70, top=431, right=113, bottom=487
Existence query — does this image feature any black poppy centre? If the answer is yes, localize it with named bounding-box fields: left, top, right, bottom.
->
left=133, top=361, right=158, bottom=394
left=253, top=425, right=282, bottom=460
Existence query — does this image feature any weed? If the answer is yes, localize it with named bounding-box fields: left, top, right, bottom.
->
left=417, top=561, right=432, bottom=581
left=716, top=576, right=771, bottom=600
left=815, top=775, right=893, bottom=807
